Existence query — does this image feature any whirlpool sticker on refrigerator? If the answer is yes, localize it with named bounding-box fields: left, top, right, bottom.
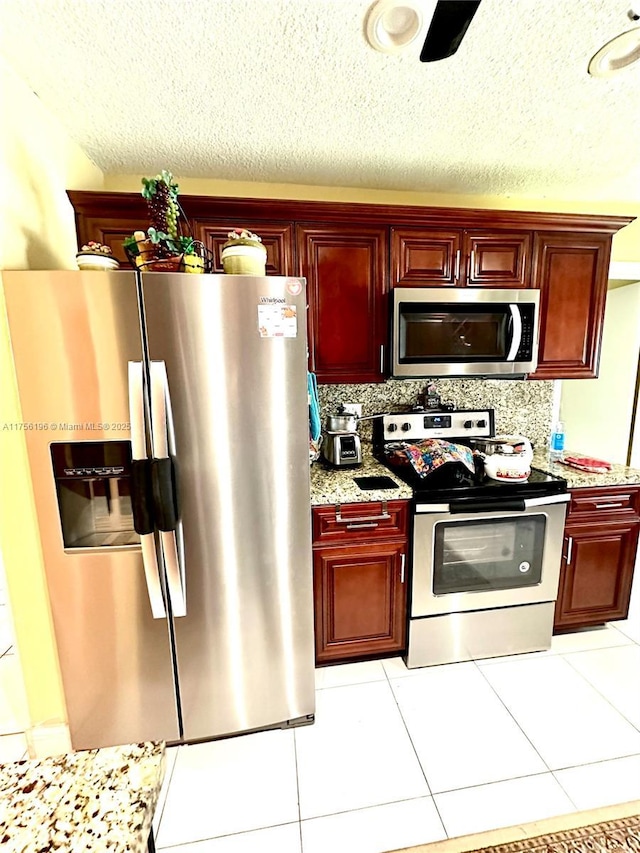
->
left=257, top=302, right=297, bottom=338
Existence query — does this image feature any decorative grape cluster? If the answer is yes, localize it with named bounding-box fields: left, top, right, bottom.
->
left=142, top=171, right=180, bottom=240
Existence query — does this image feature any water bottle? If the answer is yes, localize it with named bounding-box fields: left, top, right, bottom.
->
left=550, top=421, right=565, bottom=462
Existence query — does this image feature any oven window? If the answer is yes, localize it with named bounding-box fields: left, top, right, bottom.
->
left=433, top=514, right=545, bottom=595
left=400, top=304, right=508, bottom=362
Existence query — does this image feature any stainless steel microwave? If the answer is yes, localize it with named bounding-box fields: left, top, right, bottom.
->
left=392, top=287, right=540, bottom=378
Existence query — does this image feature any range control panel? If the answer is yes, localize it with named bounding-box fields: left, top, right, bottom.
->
left=381, top=409, right=494, bottom=442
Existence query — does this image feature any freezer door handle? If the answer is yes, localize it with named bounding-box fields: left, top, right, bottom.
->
left=131, top=459, right=154, bottom=535
left=128, top=361, right=165, bottom=619
left=140, top=534, right=166, bottom=619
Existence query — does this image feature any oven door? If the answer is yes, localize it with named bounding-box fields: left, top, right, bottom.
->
left=411, top=494, right=569, bottom=617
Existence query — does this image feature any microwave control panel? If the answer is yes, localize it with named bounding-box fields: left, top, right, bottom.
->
left=514, top=304, right=536, bottom=360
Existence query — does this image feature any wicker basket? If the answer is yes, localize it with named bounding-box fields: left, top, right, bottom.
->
left=221, top=243, right=267, bottom=276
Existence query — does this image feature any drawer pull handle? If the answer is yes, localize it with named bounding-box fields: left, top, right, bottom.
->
left=594, top=502, right=624, bottom=509
left=346, top=522, right=379, bottom=530
left=335, top=501, right=390, bottom=524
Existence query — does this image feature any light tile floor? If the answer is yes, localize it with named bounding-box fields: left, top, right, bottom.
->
left=1, top=614, right=638, bottom=851
left=150, top=620, right=640, bottom=853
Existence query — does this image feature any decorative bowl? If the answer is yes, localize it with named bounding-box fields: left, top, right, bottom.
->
left=76, top=252, right=120, bottom=272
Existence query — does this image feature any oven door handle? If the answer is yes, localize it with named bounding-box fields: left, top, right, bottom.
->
left=415, top=503, right=451, bottom=514
left=449, top=498, right=527, bottom=514
left=524, top=494, right=570, bottom=508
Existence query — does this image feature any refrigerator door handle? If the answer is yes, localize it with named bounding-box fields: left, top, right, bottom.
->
left=160, top=530, right=186, bottom=618
left=150, top=361, right=187, bottom=618
left=128, top=361, right=166, bottom=619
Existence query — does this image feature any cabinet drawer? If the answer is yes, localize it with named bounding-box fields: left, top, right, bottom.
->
left=569, top=487, right=640, bottom=519
left=312, top=501, right=408, bottom=545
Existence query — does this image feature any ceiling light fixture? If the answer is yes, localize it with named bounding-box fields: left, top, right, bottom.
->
left=364, top=0, right=435, bottom=54
left=588, top=3, right=640, bottom=77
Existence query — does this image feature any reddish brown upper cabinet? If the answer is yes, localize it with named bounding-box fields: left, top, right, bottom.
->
left=194, top=221, right=294, bottom=275
left=391, top=228, right=532, bottom=288
left=464, top=231, right=532, bottom=287
left=530, top=233, right=611, bottom=379
left=312, top=501, right=409, bottom=664
left=391, top=228, right=461, bottom=285
left=73, top=215, right=145, bottom=265
left=298, top=225, right=388, bottom=384
left=68, top=192, right=633, bottom=383
left=554, top=486, right=640, bottom=631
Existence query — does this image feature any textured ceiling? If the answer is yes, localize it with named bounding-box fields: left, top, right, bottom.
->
left=2, top=0, right=640, bottom=200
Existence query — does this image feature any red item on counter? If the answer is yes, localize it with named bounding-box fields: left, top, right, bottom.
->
left=561, top=455, right=612, bottom=473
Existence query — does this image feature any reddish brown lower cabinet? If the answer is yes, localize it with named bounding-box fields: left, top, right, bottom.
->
left=312, top=501, right=409, bottom=664
left=313, top=542, right=407, bottom=663
left=554, top=486, right=640, bottom=631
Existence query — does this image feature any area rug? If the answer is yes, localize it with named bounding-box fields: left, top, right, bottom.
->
left=390, top=800, right=640, bottom=853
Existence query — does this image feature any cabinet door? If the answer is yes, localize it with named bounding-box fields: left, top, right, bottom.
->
left=74, top=215, right=143, bottom=265
left=194, top=221, right=294, bottom=275
left=554, top=520, right=639, bottom=630
left=391, top=228, right=461, bottom=286
left=298, top=225, right=388, bottom=383
left=464, top=231, right=532, bottom=287
left=530, top=232, right=611, bottom=379
left=313, top=541, right=407, bottom=663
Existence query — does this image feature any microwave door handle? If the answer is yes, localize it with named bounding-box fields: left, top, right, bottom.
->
left=506, top=304, right=522, bottom=361
left=128, top=361, right=165, bottom=619
left=150, top=361, right=186, bottom=618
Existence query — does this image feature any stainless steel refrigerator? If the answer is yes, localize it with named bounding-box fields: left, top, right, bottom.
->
left=2, top=270, right=315, bottom=749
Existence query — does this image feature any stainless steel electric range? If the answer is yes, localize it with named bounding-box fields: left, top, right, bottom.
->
left=373, top=407, right=569, bottom=668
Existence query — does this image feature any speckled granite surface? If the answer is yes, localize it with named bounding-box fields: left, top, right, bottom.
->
left=0, top=742, right=164, bottom=852
left=532, top=450, right=640, bottom=489
left=317, top=378, right=555, bottom=449
left=311, top=446, right=640, bottom=506
left=311, top=446, right=413, bottom=505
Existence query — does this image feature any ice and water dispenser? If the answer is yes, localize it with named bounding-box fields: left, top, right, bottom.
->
left=51, top=442, right=141, bottom=549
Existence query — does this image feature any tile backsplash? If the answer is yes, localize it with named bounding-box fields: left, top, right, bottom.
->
left=317, top=378, right=554, bottom=451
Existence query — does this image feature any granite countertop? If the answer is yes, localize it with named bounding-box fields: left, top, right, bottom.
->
left=0, top=741, right=165, bottom=852
left=310, top=445, right=413, bottom=505
left=532, top=450, right=640, bottom=490
left=310, top=444, right=640, bottom=506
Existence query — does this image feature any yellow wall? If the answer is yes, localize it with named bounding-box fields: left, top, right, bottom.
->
left=105, top=174, right=640, bottom=262
left=0, top=57, right=103, bottom=732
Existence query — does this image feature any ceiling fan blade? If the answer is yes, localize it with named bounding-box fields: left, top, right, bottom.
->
left=420, top=0, right=482, bottom=62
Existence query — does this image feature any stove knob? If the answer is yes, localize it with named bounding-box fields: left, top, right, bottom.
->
left=401, top=422, right=412, bottom=432
left=464, top=420, right=473, bottom=429
left=387, top=423, right=398, bottom=433
left=477, top=419, right=487, bottom=428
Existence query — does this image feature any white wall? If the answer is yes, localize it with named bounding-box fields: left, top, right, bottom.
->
left=0, top=55, right=103, bottom=754
left=560, top=282, right=640, bottom=465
